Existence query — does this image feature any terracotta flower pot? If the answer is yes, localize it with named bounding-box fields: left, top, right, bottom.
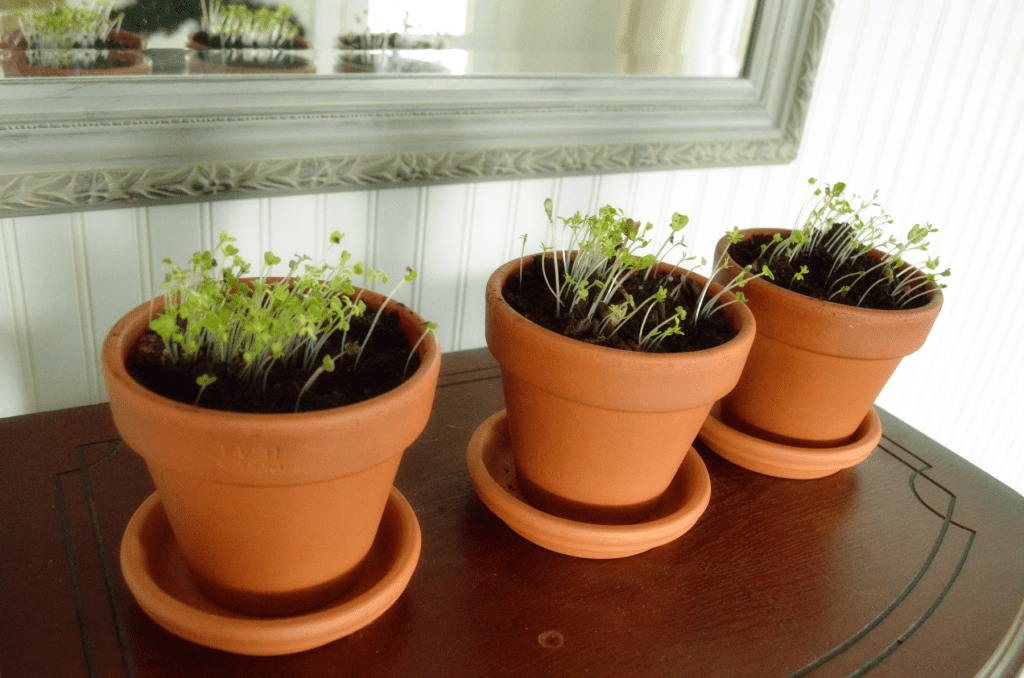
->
left=187, top=32, right=315, bottom=74
left=1, top=30, right=150, bottom=77
left=713, top=228, right=943, bottom=447
left=102, top=286, right=440, bottom=616
left=485, top=257, right=755, bottom=525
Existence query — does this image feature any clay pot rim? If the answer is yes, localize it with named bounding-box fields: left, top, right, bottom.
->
left=718, top=228, right=943, bottom=320
left=102, top=284, right=441, bottom=425
left=488, top=254, right=757, bottom=368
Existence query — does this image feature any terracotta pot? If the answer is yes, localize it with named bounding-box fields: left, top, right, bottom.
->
left=1, top=30, right=149, bottom=77
left=102, top=285, right=440, bottom=616
left=187, top=32, right=315, bottom=74
left=485, top=257, right=755, bottom=524
left=713, top=228, right=943, bottom=447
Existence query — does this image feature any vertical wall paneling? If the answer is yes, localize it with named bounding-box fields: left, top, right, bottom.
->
left=512, top=178, right=561, bottom=257
left=323, top=192, right=372, bottom=267
left=12, top=214, right=90, bottom=411
left=81, top=209, right=146, bottom=403
left=269, top=195, right=319, bottom=276
left=458, top=182, right=516, bottom=349
left=593, top=173, right=637, bottom=218
left=69, top=213, right=100, bottom=403
left=135, top=208, right=153, bottom=303
left=411, top=188, right=428, bottom=315
left=0, top=218, right=35, bottom=416
left=372, top=186, right=422, bottom=308
left=210, top=198, right=262, bottom=270
left=145, top=203, right=203, bottom=292
left=419, top=184, right=471, bottom=353
left=916, top=0, right=1021, bottom=446
left=450, top=184, right=475, bottom=351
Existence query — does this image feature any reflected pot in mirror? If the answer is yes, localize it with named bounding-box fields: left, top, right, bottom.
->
left=102, top=286, right=440, bottom=617
left=1, top=30, right=150, bottom=77
left=712, top=229, right=943, bottom=447
left=187, top=32, right=315, bottom=74
left=485, top=257, right=755, bottom=525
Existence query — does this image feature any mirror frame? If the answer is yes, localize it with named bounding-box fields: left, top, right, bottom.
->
left=0, top=0, right=833, bottom=217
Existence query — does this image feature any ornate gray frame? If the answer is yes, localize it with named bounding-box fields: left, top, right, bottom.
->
left=0, top=0, right=833, bottom=217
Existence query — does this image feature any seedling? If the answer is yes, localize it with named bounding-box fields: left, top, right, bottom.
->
left=149, top=230, right=426, bottom=412
left=525, top=202, right=765, bottom=351
left=765, top=178, right=950, bottom=307
left=14, top=0, right=126, bottom=69
left=198, top=0, right=301, bottom=65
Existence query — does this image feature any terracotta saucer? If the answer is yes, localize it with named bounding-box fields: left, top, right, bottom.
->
left=466, top=410, right=711, bottom=559
left=120, top=487, right=421, bottom=656
left=698, top=403, right=882, bottom=479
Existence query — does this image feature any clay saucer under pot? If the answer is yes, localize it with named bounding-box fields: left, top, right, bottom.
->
left=698, top=403, right=882, bottom=479
left=120, top=487, right=421, bottom=656
left=466, top=411, right=712, bottom=559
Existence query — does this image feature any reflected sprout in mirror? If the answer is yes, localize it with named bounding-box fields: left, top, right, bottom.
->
left=1, top=0, right=760, bottom=77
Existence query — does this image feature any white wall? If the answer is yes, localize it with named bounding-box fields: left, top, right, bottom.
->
left=2, top=0, right=1023, bottom=496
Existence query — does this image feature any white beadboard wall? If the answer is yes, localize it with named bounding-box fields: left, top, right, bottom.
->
left=2, top=0, right=1023, bottom=496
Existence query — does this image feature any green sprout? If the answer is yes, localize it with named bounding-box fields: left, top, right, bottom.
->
left=521, top=203, right=763, bottom=352
left=198, top=0, right=302, bottom=65
left=149, top=230, right=428, bottom=412
left=14, top=0, right=126, bottom=69
left=764, top=179, right=949, bottom=307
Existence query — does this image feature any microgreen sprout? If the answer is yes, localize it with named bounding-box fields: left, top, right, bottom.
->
left=522, top=203, right=761, bottom=351
left=198, top=0, right=301, bottom=65
left=194, top=374, right=217, bottom=406
left=149, top=230, right=425, bottom=411
left=14, top=0, right=125, bottom=69
left=766, top=178, right=950, bottom=307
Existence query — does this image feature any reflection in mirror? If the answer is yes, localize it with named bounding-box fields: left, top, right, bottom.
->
left=0, top=0, right=759, bottom=77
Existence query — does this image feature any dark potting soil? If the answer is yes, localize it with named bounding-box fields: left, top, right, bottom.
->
left=191, top=31, right=311, bottom=70
left=727, top=226, right=931, bottom=311
left=128, top=308, right=419, bottom=414
left=503, top=253, right=738, bottom=353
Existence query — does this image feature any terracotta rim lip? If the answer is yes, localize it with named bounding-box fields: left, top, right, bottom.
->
left=101, top=286, right=441, bottom=425
left=487, top=255, right=757, bottom=368
left=716, top=229, right=943, bottom=320
left=698, top=403, right=882, bottom=474
left=119, top=487, right=421, bottom=655
left=466, top=410, right=712, bottom=557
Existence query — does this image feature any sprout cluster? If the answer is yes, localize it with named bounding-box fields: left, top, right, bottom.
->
left=762, top=178, right=950, bottom=307
left=14, top=0, right=125, bottom=69
left=525, top=201, right=767, bottom=352
left=150, top=231, right=426, bottom=411
left=199, top=0, right=300, bottom=57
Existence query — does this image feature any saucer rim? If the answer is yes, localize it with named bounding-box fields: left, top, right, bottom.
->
left=119, top=486, right=421, bottom=656
left=466, top=410, right=712, bottom=559
left=698, top=404, right=881, bottom=479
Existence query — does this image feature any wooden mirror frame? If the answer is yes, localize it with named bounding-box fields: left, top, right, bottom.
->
left=0, top=0, right=833, bottom=217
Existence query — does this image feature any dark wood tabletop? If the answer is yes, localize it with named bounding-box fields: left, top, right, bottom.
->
left=2, top=348, right=1023, bottom=678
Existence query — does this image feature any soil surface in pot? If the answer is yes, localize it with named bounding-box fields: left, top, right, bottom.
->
left=128, top=308, right=419, bottom=414
left=191, top=31, right=311, bottom=70
left=728, top=225, right=930, bottom=310
left=504, top=254, right=737, bottom=353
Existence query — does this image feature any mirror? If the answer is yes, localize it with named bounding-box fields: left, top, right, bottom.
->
left=0, top=0, right=833, bottom=216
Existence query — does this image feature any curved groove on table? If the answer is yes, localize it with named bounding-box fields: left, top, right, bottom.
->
left=786, top=438, right=975, bottom=678
left=54, top=439, right=137, bottom=678
left=49, top=425, right=1006, bottom=677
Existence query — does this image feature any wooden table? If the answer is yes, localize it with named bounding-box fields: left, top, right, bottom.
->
left=2, top=349, right=1022, bottom=678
